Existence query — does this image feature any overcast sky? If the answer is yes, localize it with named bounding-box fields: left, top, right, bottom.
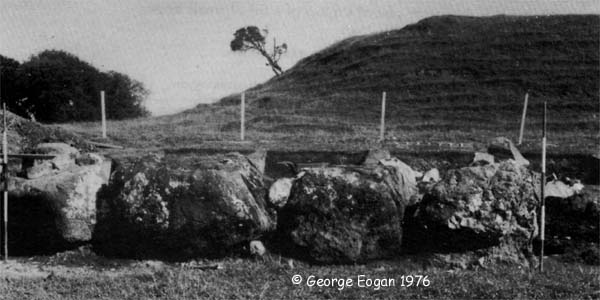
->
left=1, top=0, right=598, bottom=115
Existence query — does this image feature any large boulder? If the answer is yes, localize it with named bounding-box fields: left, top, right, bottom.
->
left=545, top=180, right=584, bottom=199
left=268, top=177, right=295, bottom=208
left=22, top=143, right=82, bottom=179
left=488, top=137, right=529, bottom=167
left=404, top=160, right=540, bottom=266
left=247, top=148, right=267, bottom=174
left=422, top=168, right=441, bottom=183
left=277, top=157, right=419, bottom=263
left=34, top=143, right=80, bottom=170
left=8, top=144, right=111, bottom=254
left=473, top=152, right=495, bottom=165
left=362, top=148, right=392, bottom=166
left=379, top=157, right=421, bottom=204
left=93, top=152, right=275, bottom=260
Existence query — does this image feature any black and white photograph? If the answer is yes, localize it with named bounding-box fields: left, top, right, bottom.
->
left=0, top=0, right=598, bottom=299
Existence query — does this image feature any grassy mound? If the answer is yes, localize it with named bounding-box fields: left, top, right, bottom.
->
left=196, top=15, right=598, bottom=152
left=64, top=15, right=599, bottom=153
left=3, top=111, right=93, bottom=154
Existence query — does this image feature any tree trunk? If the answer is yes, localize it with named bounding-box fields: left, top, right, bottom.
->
left=258, top=49, right=283, bottom=76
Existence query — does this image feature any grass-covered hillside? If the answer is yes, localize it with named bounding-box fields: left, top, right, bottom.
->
left=65, top=15, right=599, bottom=153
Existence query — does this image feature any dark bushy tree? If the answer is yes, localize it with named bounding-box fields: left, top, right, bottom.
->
left=231, top=26, right=287, bottom=76
left=102, top=71, right=149, bottom=120
left=18, top=50, right=98, bottom=122
left=0, top=55, right=29, bottom=117
left=0, top=50, right=149, bottom=123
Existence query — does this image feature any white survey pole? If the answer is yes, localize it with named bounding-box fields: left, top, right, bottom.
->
left=240, top=92, right=245, bottom=141
left=101, top=91, right=107, bottom=139
left=539, top=101, right=547, bottom=272
left=2, top=103, right=7, bottom=261
left=518, top=93, right=529, bottom=145
left=0, top=70, right=5, bottom=261
left=379, top=92, right=386, bottom=142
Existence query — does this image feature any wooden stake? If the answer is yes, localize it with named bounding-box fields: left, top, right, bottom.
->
left=518, top=93, right=529, bottom=145
left=86, top=140, right=124, bottom=149
left=0, top=67, right=4, bottom=262
left=2, top=103, right=7, bottom=261
left=379, top=92, right=386, bottom=142
left=539, top=101, right=547, bottom=272
left=240, top=92, right=245, bottom=141
left=101, top=91, right=106, bottom=139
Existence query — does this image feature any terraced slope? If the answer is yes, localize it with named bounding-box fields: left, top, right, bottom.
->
left=65, top=15, right=599, bottom=153
left=203, top=15, right=598, bottom=151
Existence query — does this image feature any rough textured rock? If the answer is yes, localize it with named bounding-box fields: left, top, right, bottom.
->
left=34, top=143, right=80, bottom=170
left=250, top=240, right=267, bottom=256
left=422, top=168, right=441, bottom=183
left=488, top=137, right=529, bottom=166
left=8, top=144, right=110, bottom=254
left=277, top=159, right=418, bottom=263
left=379, top=157, right=420, bottom=204
left=25, top=161, right=54, bottom=179
left=75, top=153, right=104, bottom=166
left=247, top=148, right=267, bottom=174
left=542, top=185, right=599, bottom=264
left=93, top=152, right=275, bottom=260
left=268, top=177, right=294, bottom=208
left=545, top=180, right=583, bottom=199
left=404, top=160, right=540, bottom=266
left=362, top=148, right=391, bottom=166
left=22, top=143, right=82, bottom=179
left=473, top=152, right=495, bottom=165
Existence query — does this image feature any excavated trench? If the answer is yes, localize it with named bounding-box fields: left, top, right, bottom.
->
left=262, top=150, right=599, bottom=184
left=165, top=148, right=599, bottom=184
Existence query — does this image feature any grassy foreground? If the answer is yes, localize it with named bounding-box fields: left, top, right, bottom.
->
left=0, top=250, right=598, bottom=300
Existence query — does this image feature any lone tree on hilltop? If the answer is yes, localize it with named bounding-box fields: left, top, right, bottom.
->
left=230, top=26, right=287, bottom=76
